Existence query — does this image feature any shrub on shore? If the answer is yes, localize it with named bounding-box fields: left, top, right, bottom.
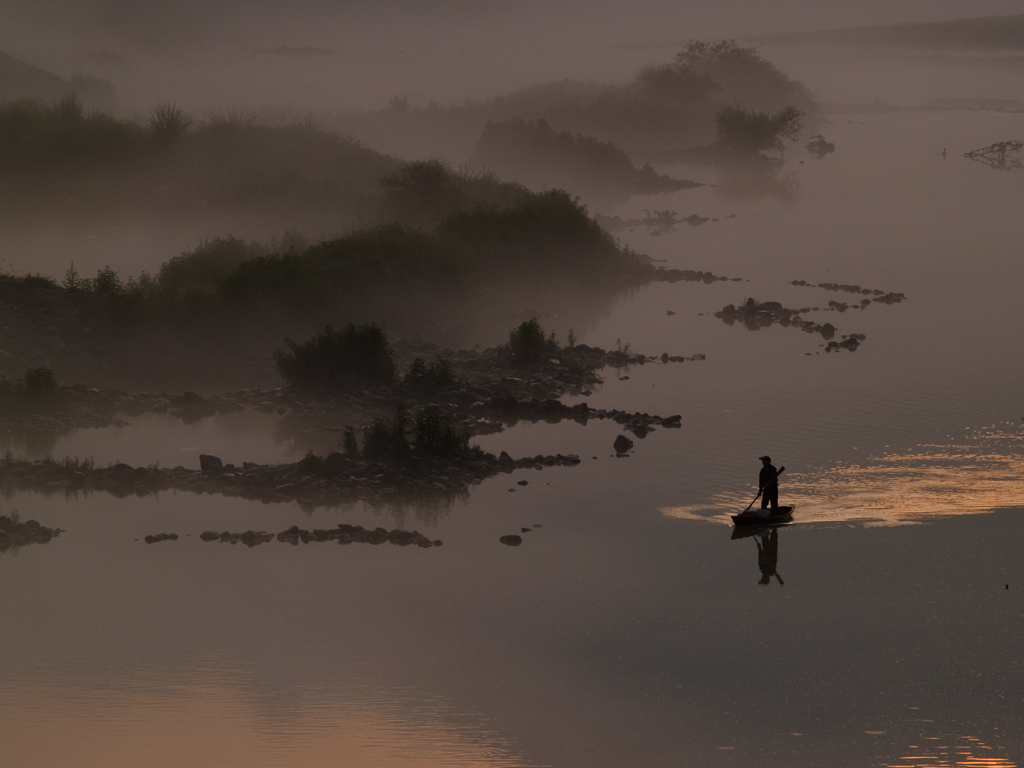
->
left=360, top=405, right=472, bottom=461
left=506, top=317, right=559, bottom=367
left=274, top=323, right=396, bottom=389
left=379, top=158, right=528, bottom=229
left=403, top=356, right=456, bottom=388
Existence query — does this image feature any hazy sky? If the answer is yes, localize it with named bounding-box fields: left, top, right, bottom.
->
left=4, top=1, right=1022, bottom=112
left=7, top=0, right=1024, bottom=50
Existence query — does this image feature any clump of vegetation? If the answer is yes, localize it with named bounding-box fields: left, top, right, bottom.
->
left=148, top=103, right=193, bottom=144
left=336, top=40, right=816, bottom=162
left=0, top=97, right=398, bottom=227
left=215, top=187, right=639, bottom=315
left=362, top=405, right=412, bottom=462
left=359, top=404, right=472, bottom=461
left=413, top=406, right=471, bottom=456
left=671, top=41, right=816, bottom=115
left=471, top=118, right=696, bottom=198
left=506, top=317, right=559, bottom=367
left=715, top=105, right=803, bottom=156
left=158, top=236, right=270, bottom=295
left=379, top=159, right=528, bottom=228
left=403, top=356, right=456, bottom=388
left=274, top=323, right=396, bottom=389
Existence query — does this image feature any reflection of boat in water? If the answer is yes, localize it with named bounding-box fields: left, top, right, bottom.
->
left=731, top=505, right=795, bottom=528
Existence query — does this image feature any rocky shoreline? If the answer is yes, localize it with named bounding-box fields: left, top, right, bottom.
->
left=0, top=340, right=693, bottom=439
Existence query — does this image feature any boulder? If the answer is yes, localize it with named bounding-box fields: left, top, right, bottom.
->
left=613, top=435, right=634, bottom=454
left=199, top=454, right=223, bottom=472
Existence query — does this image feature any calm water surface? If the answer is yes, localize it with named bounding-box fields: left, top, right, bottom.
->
left=1, top=108, right=1022, bottom=767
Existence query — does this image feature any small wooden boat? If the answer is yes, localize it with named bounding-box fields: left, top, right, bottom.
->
left=731, top=505, right=795, bottom=527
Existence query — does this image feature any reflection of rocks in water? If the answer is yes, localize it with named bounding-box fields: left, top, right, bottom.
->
left=595, top=210, right=715, bottom=235
left=790, top=280, right=906, bottom=305
left=805, top=135, right=835, bottom=159
left=715, top=298, right=868, bottom=351
left=964, top=140, right=1023, bottom=172
left=0, top=449, right=583, bottom=510
left=483, top=394, right=682, bottom=438
left=144, top=532, right=178, bottom=544
left=716, top=157, right=799, bottom=203
left=0, top=514, right=63, bottom=553
left=196, top=525, right=441, bottom=548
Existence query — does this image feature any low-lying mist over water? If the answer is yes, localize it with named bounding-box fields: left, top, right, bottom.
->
left=1, top=4, right=1023, bottom=768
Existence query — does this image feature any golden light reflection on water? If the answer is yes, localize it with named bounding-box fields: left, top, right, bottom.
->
left=0, top=677, right=530, bottom=768
left=882, top=734, right=1017, bottom=768
left=662, top=425, right=1024, bottom=526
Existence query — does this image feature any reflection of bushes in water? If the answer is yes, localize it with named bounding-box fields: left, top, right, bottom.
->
left=715, top=157, right=799, bottom=203
left=274, top=323, right=397, bottom=389
left=0, top=510, right=64, bottom=554
left=364, top=487, right=469, bottom=527
left=715, top=105, right=803, bottom=156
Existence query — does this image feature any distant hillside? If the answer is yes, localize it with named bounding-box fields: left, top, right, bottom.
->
left=0, top=51, right=67, bottom=102
left=762, top=15, right=1024, bottom=52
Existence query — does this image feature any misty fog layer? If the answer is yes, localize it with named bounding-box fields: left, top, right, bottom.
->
left=1, top=6, right=1024, bottom=768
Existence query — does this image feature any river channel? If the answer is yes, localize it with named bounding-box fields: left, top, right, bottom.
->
left=1, top=105, right=1022, bottom=767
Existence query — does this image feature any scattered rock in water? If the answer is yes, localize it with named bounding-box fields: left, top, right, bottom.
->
left=499, top=534, right=523, bottom=547
left=613, top=435, right=634, bottom=454
left=805, top=135, right=836, bottom=159
left=144, top=532, right=178, bottom=544
left=715, top=298, right=878, bottom=352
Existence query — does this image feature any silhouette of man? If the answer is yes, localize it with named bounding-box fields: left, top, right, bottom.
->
left=758, top=455, right=779, bottom=515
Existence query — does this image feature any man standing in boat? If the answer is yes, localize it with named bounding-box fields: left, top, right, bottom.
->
left=758, top=455, right=779, bottom=516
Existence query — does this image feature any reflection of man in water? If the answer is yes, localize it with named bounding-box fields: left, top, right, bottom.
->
left=756, top=529, right=784, bottom=586
left=758, top=455, right=779, bottom=515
